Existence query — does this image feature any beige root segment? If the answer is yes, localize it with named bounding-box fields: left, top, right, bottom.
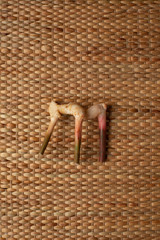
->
left=87, top=103, right=106, bottom=119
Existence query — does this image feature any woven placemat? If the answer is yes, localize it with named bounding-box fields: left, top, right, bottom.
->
left=0, top=0, right=160, bottom=239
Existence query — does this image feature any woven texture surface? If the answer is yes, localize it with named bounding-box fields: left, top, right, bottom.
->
left=0, top=0, right=160, bottom=239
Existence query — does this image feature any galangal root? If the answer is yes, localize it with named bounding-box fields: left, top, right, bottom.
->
left=40, top=101, right=85, bottom=164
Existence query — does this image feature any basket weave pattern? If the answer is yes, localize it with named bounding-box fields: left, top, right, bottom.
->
left=0, top=0, right=160, bottom=239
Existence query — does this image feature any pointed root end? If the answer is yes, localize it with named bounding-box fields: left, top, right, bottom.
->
left=75, top=140, right=81, bottom=164
left=40, top=120, right=56, bottom=155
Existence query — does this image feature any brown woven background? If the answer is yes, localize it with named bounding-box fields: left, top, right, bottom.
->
left=0, top=0, right=160, bottom=239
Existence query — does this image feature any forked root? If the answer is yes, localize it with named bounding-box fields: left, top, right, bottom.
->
left=40, top=101, right=85, bottom=164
